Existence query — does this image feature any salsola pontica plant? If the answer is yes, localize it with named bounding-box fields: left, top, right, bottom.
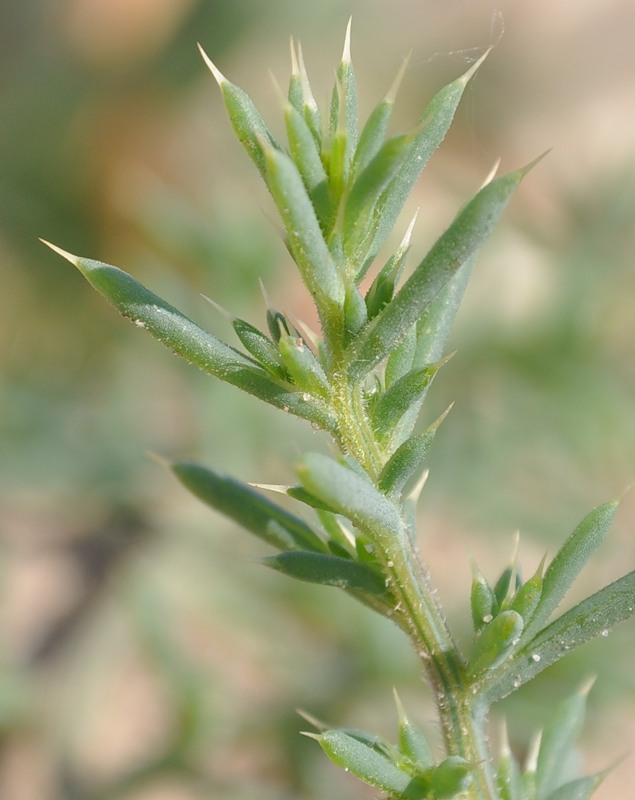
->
left=44, top=21, right=634, bottom=800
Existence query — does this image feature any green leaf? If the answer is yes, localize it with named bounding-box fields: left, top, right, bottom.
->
left=377, top=409, right=449, bottom=498
left=497, top=725, right=524, bottom=800
left=277, top=331, right=330, bottom=398
left=468, top=610, right=524, bottom=679
left=522, top=502, right=618, bottom=642
left=484, top=569, right=635, bottom=703
left=414, top=254, right=476, bottom=366
left=171, top=461, right=325, bottom=552
left=544, top=773, right=606, bottom=800
left=296, top=453, right=404, bottom=544
left=470, top=561, right=497, bottom=633
left=372, top=365, right=438, bottom=441
left=262, top=143, right=345, bottom=319
left=536, top=683, right=591, bottom=800
left=509, top=559, right=544, bottom=623
left=288, top=39, right=322, bottom=146
left=365, top=212, right=415, bottom=322
left=342, top=132, right=413, bottom=263
left=356, top=51, right=489, bottom=279
left=351, top=54, right=408, bottom=178
left=42, top=243, right=337, bottom=433
left=284, top=100, right=331, bottom=231
left=313, top=729, right=415, bottom=797
left=198, top=45, right=279, bottom=180
left=394, top=692, right=434, bottom=770
left=232, top=318, right=286, bottom=378
left=264, top=550, right=388, bottom=597
left=432, top=756, right=472, bottom=798
left=348, top=164, right=529, bottom=380
left=328, top=19, right=358, bottom=174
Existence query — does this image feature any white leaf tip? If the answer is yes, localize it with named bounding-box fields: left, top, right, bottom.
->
left=39, top=238, right=79, bottom=267
left=197, top=43, right=226, bottom=85
left=342, top=17, right=353, bottom=63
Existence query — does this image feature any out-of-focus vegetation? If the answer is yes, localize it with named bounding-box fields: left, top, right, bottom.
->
left=1, top=2, right=634, bottom=799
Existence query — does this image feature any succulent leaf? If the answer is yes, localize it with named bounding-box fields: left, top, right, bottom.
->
left=172, top=461, right=325, bottom=552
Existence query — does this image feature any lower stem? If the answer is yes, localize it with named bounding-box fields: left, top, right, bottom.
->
left=384, top=534, right=499, bottom=799
left=331, top=373, right=499, bottom=798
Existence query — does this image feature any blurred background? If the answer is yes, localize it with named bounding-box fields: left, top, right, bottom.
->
left=1, top=1, right=635, bottom=798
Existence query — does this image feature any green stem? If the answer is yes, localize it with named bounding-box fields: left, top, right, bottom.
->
left=332, top=369, right=499, bottom=799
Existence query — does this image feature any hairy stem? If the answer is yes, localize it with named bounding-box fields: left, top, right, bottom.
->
left=333, top=368, right=499, bottom=798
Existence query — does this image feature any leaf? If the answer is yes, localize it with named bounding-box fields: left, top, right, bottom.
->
left=347, top=164, right=530, bottom=380
left=484, top=569, right=635, bottom=703
left=467, top=610, right=524, bottom=679
left=536, top=682, right=592, bottom=799
left=522, top=501, right=618, bottom=643
left=377, top=409, right=449, bottom=498
left=394, top=691, right=434, bottom=769
left=342, top=132, right=413, bottom=262
left=198, top=45, right=279, bottom=180
left=544, top=772, right=606, bottom=800
left=351, top=54, right=408, bottom=178
left=284, top=100, right=331, bottom=231
left=470, top=561, right=497, bottom=633
left=313, top=729, right=415, bottom=797
left=231, top=318, right=286, bottom=378
left=497, top=724, right=524, bottom=800
left=171, top=461, right=325, bottom=552
left=372, top=366, right=437, bottom=438
left=262, top=144, right=345, bottom=319
left=328, top=19, right=358, bottom=174
left=42, top=243, right=338, bottom=434
left=296, top=453, right=405, bottom=544
left=277, top=331, right=330, bottom=398
left=432, top=756, right=472, bottom=798
left=414, top=255, right=476, bottom=367
left=264, top=550, right=389, bottom=598
left=356, top=51, right=489, bottom=279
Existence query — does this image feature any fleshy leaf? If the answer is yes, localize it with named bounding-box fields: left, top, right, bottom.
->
left=522, top=502, right=618, bottom=642
left=544, top=772, right=607, bottom=800
left=42, top=242, right=337, bottom=432
left=484, top=569, right=635, bottom=703
left=198, top=45, right=279, bottom=179
left=468, top=610, right=524, bottom=679
left=264, top=550, right=389, bottom=598
left=377, top=409, right=449, bottom=498
left=356, top=50, right=490, bottom=279
left=261, top=143, right=345, bottom=320
left=312, top=729, right=416, bottom=798
left=296, top=453, right=404, bottom=543
left=394, top=691, right=434, bottom=769
left=497, top=723, right=524, bottom=800
left=372, top=365, right=437, bottom=441
left=348, top=164, right=530, bottom=380
left=171, top=461, right=325, bottom=552
left=536, top=682, right=591, bottom=800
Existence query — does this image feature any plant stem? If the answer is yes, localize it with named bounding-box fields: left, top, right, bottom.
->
left=333, top=369, right=499, bottom=798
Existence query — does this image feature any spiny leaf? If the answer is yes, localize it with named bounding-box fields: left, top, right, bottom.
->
left=372, top=365, right=438, bottom=441
left=378, top=408, right=450, bottom=498
left=296, top=453, right=405, bottom=544
left=312, top=729, right=415, bottom=797
left=351, top=53, right=409, bottom=178
left=356, top=50, right=490, bottom=279
left=536, top=681, right=592, bottom=800
left=171, top=461, right=325, bottom=552
left=42, top=242, right=337, bottom=432
left=264, top=550, right=388, bottom=597
left=198, top=45, right=279, bottom=179
left=348, top=162, right=532, bottom=380
left=522, top=501, right=618, bottom=642
left=484, top=569, right=635, bottom=703
left=261, top=143, right=345, bottom=319
left=468, top=610, right=524, bottom=679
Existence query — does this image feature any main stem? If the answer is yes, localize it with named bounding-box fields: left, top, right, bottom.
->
left=331, top=370, right=499, bottom=800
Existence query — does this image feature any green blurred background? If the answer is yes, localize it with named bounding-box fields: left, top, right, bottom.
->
left=1, top=1, right=634, bottom=798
